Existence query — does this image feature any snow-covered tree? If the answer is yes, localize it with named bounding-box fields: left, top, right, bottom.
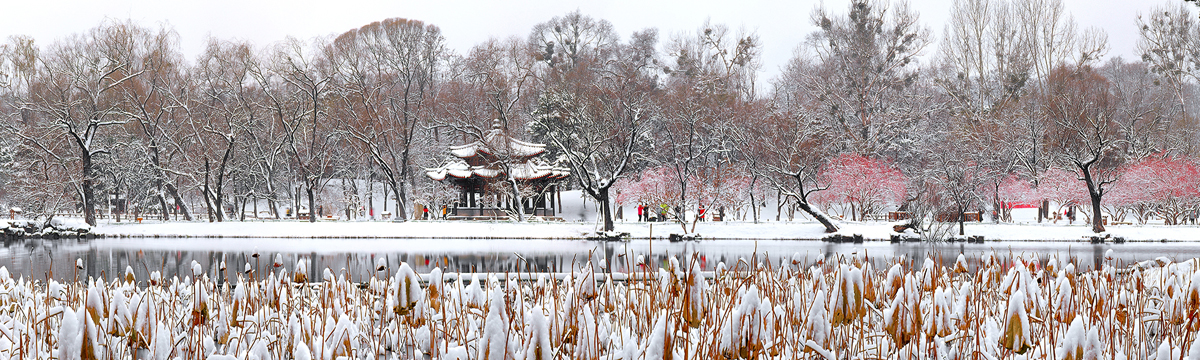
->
left=1111, top=156, right=1200, bottom=225
left=994, top=174, right=1037, bottom=222
left=12, top=20, right=146, bottom=226
left=531, top=20, right=657, bottom=232
left=740, top=89, right=839, bottom=232
left=812, top=154, right=907, bottom=222
left=652, top=21, right=760, bottom=232
left=116, top=28, right=195, bottom=221
left=1043, top=65, right=1124, bottom=232
left=1036, top=167, right=1089, bottom=220
left=330, top=18, right=446, bottom=221
left=435, top=37, right=541, bottom=222
left=803, top=0, right=934, bottom=157
left=259, top=37, right=342, bottom=223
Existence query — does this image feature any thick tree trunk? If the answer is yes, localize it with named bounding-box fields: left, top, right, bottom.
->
left=114, top=185, right=121, bottom=223
left=776, top=190, right=783, bottom=222
left=307, top=186, right=317, bottom=223
left=958, top=207, right=966, bottom=236
left=213, top=185, right=224, bottom=222
left=1038, top=199, right=1048, bottom=223
left=1080, top=163, right=1106, bottom=233
left=1089, top=193, right=1105, bottom=233
left=750, top=192, right=758, bottom=224
left=396, top=181, right=409, bottom=221
left=598, top=187, right=614, bottom=232
left=213, top=145, right=233, bottom=222
left=82, top=153, right=97, bottom=226
left=212, top=165, right=225, bottom=221
left=508, top=177, right=525, bottom=222
left=343, top=178, right=351, bottom=220
left=148, top=140, right=171, bottom=221
left=203, top=189, right=214, bottom=222
left=388, top=180, right=405, bottom=222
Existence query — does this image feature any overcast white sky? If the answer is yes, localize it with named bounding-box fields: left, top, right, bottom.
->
left=0, top=0, right=1186, bottom=82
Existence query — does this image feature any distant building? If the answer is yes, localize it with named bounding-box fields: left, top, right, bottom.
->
left=425, top=121, right=569, bottom=220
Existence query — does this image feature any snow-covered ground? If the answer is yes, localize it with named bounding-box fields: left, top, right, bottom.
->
left=78, top=217, right=1200, bottom=242
left=10, top=191, right=1199, bottom=241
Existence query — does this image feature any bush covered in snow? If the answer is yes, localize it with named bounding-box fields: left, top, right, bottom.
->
left=0, top=252, right=1198, bottom=359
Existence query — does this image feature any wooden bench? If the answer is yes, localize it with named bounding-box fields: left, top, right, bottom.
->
left=446, top=216, right=511, bottom=221
left=936, top=211, right=982, bottom=222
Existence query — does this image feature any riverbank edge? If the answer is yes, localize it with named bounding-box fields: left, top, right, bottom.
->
left=10, top=219, right=1195, bottom=243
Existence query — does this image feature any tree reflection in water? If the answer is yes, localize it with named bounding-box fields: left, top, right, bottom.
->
left=3, top=237, right=1199, bottom=282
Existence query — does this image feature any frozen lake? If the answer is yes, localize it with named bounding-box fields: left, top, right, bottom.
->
left=3, top=237, right=1198, bottom=282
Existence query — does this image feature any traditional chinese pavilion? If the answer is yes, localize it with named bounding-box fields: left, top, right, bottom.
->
left=425, top=121, right=570, bottom=220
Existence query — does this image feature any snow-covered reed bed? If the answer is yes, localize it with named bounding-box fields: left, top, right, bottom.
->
left=0, top=251, right=1198, bottom=360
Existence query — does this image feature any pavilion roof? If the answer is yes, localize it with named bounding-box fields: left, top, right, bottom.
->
left=449, top=125, right=546, bottom=159
left=425, top=159, right=570, bottom=182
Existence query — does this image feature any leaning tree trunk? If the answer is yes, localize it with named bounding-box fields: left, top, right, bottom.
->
left=750, top=176, right=759, bottom=224
left=797, top=201, right=839, bottom=233
left=203, top=185, right=214, bottom=223
left=263, top=178, right=281, bottom=220
left=165, top=183, right=193, bottom=221
left=156, top=192, right=169, bottom=222
left=151, top=163, right=169, bottom=221
left=789, top=174, right=838, bottom=233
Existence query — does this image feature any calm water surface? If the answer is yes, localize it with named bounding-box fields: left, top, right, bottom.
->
left=2, top=237, right=1198, bottom=282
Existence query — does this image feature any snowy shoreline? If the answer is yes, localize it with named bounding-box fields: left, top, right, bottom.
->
left=65, top=219, right=1200, bottom=242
